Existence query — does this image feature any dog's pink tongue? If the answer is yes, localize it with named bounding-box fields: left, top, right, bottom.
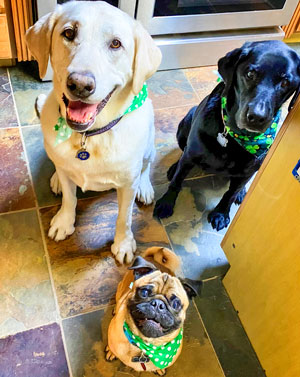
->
left=67, top=100, right=98, bottom=123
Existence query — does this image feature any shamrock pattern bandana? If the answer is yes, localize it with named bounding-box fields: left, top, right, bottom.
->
left=221, top=96, right=281, bottom=158
left=123, top=321, right=183, bottom=369
left=54, top=83, right=148, bottom=146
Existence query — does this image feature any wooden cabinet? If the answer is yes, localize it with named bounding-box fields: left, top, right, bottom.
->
left=221, top=99, right=300, bottom=377
left=283, top=2, right=300, bottom=39
left=0, top=0, right=16, bottom=64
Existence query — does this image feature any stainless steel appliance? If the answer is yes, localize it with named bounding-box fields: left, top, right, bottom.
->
left=36, top=0, right=298, bottom=71
left=136, top=0, right=298, bottom=69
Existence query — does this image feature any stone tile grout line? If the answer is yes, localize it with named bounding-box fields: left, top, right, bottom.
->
left=7, top=67, right=74, bottom=377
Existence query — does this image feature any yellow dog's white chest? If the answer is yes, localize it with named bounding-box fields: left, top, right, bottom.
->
left=45, top=127, right=144, bottom=192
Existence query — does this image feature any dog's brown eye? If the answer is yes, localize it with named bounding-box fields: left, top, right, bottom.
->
left=62, top=28, right=75, bottom=41
left=110, top=39, right=121, bottom=49
left=139, top=288, right=150, bottom=299
left=246, top=70, right=255, bottom=80
left=171, top=297, right=182, bottom=311
left=281, top=78, right=289, bottom=88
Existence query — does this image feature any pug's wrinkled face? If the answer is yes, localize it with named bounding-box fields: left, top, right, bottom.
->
left=127, top=271, right=189, bottom=339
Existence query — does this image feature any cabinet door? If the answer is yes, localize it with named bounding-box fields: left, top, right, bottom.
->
left=0, top=14, right=12, bottom=59
left=222, top=99, right=300, bottom=377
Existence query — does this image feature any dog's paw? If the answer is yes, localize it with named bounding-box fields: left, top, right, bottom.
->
left=207, top=211, right=230, bottom=231
left=153, top=191, right=177, bottom=219
left=105, top=345, right=117, bottom=362
left=50, top=171, right=62, bottom=195
left=234, top=187, right=246, bottom=205
left=154, top=369, right=166, bottom=376
left=111, top=236, right=136, bottom=264
left=136, top=176, right=154, bottom=205
left=48, top=210, right=75, bottom=241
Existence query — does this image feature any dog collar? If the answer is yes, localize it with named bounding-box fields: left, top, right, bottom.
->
left=123, top=321, right=183, bottom=370
left=54, top=83, right=148, bottom=159
left=218, top=96, right=281, bottom=158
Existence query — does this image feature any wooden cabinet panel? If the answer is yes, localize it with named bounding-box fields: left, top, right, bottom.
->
left=0, top=14, right=12, bottom=59
left=222, top=99, right=300, bottom=377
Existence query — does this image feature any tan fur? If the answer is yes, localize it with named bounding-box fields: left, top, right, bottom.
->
left=25, top=1, right=161, bottom=264
left=107, top=247, right=189, bottom=373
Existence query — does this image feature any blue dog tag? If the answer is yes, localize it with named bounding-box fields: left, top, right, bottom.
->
left=292, top=159, right=300, bottom=183
left=76, top=148, right=90, bottom=160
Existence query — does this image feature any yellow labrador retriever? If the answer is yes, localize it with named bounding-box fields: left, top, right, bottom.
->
left=26, top=1, right=161, bottom=264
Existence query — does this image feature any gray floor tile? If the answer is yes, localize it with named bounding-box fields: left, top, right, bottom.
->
left=63, top=302, right=224, bottom=377
left=0, top=67, right=18, bottom=128
left=0, top=210, right=57, bottom=338
left=9, top=62, right=52, bottom=127
left=195, top=277, right=266, bottom=377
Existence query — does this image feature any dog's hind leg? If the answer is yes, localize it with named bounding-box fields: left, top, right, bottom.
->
left=136, top=162, right=154, bottom=205
left=208, top=177, right=249, bottom=231
left=50, top=171, right=62, bottom=195
left=176, top=106, right=196, bottom=151
left=112, top=185, right=137, bottom=264
left=154, top=151, right=194, bottom=219
left=48, top=167, right=77, bottom=241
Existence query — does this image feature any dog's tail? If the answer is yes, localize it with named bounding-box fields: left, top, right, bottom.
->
left=176, top=106, right=197, bottom=151
left=142, top=246, right=180, bottom=276
left=35, top=94, right=47, bottom=118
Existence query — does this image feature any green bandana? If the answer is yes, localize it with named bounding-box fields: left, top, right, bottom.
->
left=221, top=96, right=281, bottom=158
left=123, top=321, right=183, bottom=369
left=54, top=83, right=148, bottom=146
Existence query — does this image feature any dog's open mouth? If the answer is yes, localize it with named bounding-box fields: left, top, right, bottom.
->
left=137, top=318, right=164, bottom=332
left=62, top=89, right=115, bottom=132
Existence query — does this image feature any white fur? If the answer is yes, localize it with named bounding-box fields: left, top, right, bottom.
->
left=26, top=2, right=161, bottom=264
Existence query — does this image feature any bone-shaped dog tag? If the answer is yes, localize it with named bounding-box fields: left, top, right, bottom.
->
left=131, top=355, right=150, bottom=363
left=217, top=132, right=228, bottom=147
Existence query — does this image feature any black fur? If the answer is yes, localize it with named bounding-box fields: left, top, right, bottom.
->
left=154, top=41, right=300, bottom=231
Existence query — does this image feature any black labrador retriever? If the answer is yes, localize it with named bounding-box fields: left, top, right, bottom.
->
left=154, top=40, right=300, bottom=231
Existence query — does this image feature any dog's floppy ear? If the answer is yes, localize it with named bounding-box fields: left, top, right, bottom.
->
left=179, top=278, right=202, bottom=299
left=218, top=47, right=244, bottom=84
left=128, top=256, right=157, bottom=280
left=288, top=59, right=300, bottom=111
left=132, top=22, right=162, bottom=95
left=26, top=9, right=60, bottom=79
left=218, top=44, right=251, bottom=109
left=288, top=85, right=300, bottom=111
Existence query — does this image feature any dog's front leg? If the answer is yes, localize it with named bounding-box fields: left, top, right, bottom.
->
left=208, top=177, right=249, bottom=231
left=48, top=168, right=77, bottom=241
left=154, top=151, right=194, bottom=219
left=111, top=185, right=137, bottom=264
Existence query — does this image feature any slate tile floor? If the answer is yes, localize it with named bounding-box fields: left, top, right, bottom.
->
left=0, top=61, right=266, bottom=377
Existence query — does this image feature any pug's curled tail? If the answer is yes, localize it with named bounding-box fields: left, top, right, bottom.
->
left=35, top=94, right=47, bottom=118
left=142, top=246, right=180, bottom=276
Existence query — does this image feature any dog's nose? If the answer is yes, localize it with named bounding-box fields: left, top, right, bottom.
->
left=247, top=103, right=269, bottom=125
left=67, top=72, right=96, bottom=98
left=150, top=299, right=166, bottom=312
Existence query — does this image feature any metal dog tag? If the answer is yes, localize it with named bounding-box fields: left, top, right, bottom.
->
left=217, top=132, right=228, bottom=147
left=76, top=133, right=90, bottom=160
left=76, top=148, right=90, bottom=160
left=131, top=354, right=150, bottom=363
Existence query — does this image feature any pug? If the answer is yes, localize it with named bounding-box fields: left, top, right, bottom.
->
left=106, top=246, right=197, bottom=375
